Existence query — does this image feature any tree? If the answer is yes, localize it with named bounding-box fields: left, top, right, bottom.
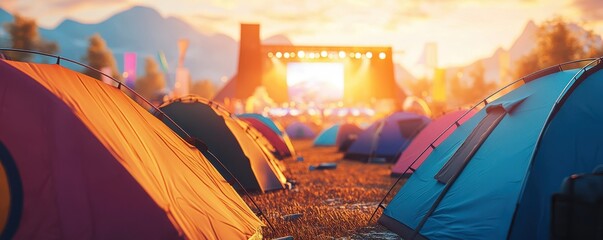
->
left=135, top=57, right=166, bottom=102
left=83, top=34, right=120, bottom=81
left=450, top=61, right=498, bottom=106
left=190, top=80, right=216, bottom=99
left=4, top=14, right=58, bottom=61
left=515, top=17, right=603, bottom=78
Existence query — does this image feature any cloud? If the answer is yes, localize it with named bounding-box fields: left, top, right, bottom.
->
left=51, top=0, right=123, bottom=8
left=0, top=0, right=131, bottom=27
left=192, top=13, right=231, bottom=22
left=573, top=0, right=603, bottom=20
left=0, top=0, right=19, bottom=14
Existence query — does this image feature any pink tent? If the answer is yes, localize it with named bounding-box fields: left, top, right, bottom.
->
left=391, top=110, right=477, bottom=177
left=242, top=117, right=293, bottom=159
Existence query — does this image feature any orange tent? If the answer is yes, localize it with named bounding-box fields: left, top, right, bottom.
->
left=0, top=59, right=263, bottom=239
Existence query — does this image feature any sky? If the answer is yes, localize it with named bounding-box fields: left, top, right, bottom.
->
left=2, top=0, right=603, bottom=72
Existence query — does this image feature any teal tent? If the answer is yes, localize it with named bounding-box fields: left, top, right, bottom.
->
left=313, top=123, right=363, bottom=148
left=378, top=59, right=603, bottom=239
left=313, top=124, right=340, bottom=146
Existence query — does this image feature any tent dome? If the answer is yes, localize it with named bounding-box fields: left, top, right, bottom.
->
left=345, top=112, right=430, bottom=162
left=379, top=59, right=603, bottom=240
left=157, top=96, right=287, bottom=193
left=0, top=59, right=263, bottom=239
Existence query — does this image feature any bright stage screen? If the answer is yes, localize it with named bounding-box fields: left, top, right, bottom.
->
left=286, top=62, right=344, bottom=103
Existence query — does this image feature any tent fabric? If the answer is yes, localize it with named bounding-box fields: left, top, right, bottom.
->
left=434, top=106, right=506, bottom=184
left=335, top=123, right=363, bottom=150
left=380, top=65, right=603, bottom=239
left=344, top=112, right=430, bottom=162
left=157, top=96, right=287, bottom=193
left=240, top=117, right=290, bottom=159
left=239, top=113, right=283, bottom=136
left=238, top=113, right=296, bottom=159
left=391, top=110, right=476, bottom=177
left=313, top=123, right=363, bottom=148
left=0, top=60, right=262, bottom=239
left=285, top=121, right=316, bottom=139
left=313, top=124, right=340, bottom=146
left=239, top=120, right=288, bottom=172
left=509, top=64, right=603, bottom=239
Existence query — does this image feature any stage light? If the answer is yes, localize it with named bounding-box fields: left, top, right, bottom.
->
left=355, top=52, right=361, bottom=59
left=366, top=52, right=373, bottom=59
left=276, top=52, right=283, bottom=58
left=290, top=52, right=296, bottom=58
left=268, top=52, right=274, bottom=58
left=298, top=51, right=305, bottom=58
left=309, top=52, right=315, bottom=59
left=284, top=52, right=290, bottom=58
left=379, top=52, right=386, bottom=59
left=339, top=51, right=346, bottom=58
left=320, top=50, right=328, bottom=58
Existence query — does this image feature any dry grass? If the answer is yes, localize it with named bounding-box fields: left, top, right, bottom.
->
left=244, top=140, right=406, bottom=239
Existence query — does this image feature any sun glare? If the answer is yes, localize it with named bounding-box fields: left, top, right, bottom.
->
left=286, top=62, right=344, bottom=103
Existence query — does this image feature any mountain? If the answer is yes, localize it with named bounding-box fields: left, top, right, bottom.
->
left=508, top=20, right=537, bottom=62
left=46, top=6, right=240, bottom=86
left=0, top=8, right=14, bottom=43
left=263, top=34, right=293, bottom=45
left=447, top=19, right=603, bottom=86
left=394, top=63, right=416, bottom=83
left=444, top=20, right=538, bottom=85
left=1, top=6, right=240, bottom=86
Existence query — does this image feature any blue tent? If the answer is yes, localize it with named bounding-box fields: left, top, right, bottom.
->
left=285, top=121, right=316, bottom=139
left=313, top=124, right=340, bottom=146
left=344, top=112, right=430, bottom=162
left=378, top=59, right=603, bottom=239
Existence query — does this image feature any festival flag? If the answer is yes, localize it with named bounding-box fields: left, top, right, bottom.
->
left=157, top=51, right=169, bottom=73
left=123, top=52, right=137, bottom=88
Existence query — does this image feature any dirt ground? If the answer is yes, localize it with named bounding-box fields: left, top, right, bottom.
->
left=244, top=140, right=406, bottom=239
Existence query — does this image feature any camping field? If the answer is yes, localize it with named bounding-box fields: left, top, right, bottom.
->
left=245, top=140, right=405, bottom=239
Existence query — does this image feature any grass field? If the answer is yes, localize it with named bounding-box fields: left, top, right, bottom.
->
left=244, top=140, right=405, bottom=239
